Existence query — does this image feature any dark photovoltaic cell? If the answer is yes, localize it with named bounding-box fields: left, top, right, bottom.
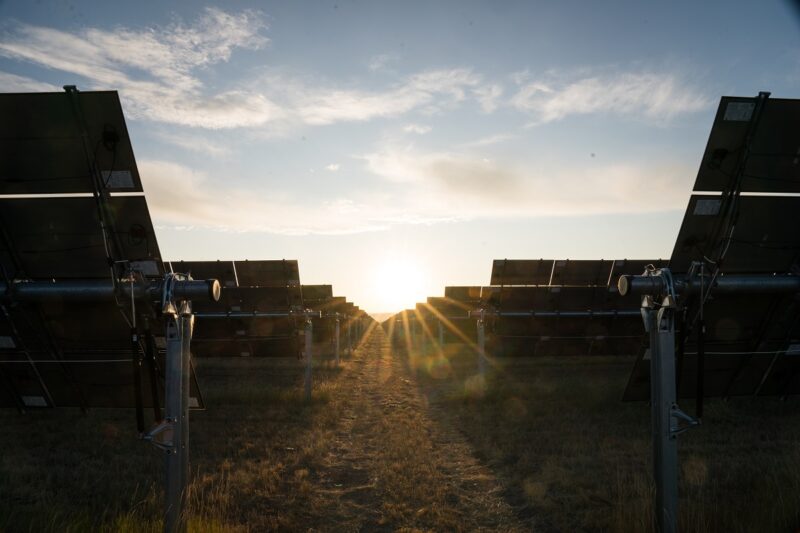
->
left=428, top=296, right=472, bottom=316
left=234, top=260, right=300, bottom=287
left=192, top=315, right=300, bottom=358
left=623, top=290, right=800, bottom=400
left=486, top=286, right=645, bottom=357
left=693, top=96, right=800, bottom=193
left=0, top=89, right=206, bottom=410
left=302, top=285, right=334, bottom=303
left=443, top=286, right=482, bottom=302
left=669, top=195, right=800, bottom=274
left=549, top=259, right=613, bottom=286
left=0, top=277, right=204, bottom=409
left=490, top=259, right=553, bottom=286
left=0, top=91, right=144, bottom=194
left=424, top=296, right=476, bottom=344
left=624, top=96, right=800, bottom=400
left=491, top=259, right=665, bottom=288
left=0, top=196, right=163, bottom=279
left=191, top=279, right=304, bottom=357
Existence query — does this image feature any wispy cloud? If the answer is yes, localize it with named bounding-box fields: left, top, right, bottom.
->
left=459, top=133, right=515, bottom=149
left=510, top=69, right=711, bottom=125
left=153, top=130, right=233, bottom=157
left=473, top=83, right=503, bottom=112
left=138, top=159, right=453, bottom=235
left=0, top=71, right=59, bottom=92
left=403, top=123, right=431, bottom=135
left=273, top=68, right=482, bottom=126
left=325, top=163, right=340, bottom=172
left=0, top=8, right=275, bottom=128
left=361, top=143, right=693, bottom=217
left=0, top=12, right=494, bottom=132
left=368, top=53, right=396, bottom=72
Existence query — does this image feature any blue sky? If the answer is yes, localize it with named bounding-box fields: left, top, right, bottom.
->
left=1, top=1, right=798, bottom=313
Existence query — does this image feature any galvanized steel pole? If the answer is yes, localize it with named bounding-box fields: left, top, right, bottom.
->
left=335, top=315, right=340, bottom=365
left=304, top=318, right=313, bottom=401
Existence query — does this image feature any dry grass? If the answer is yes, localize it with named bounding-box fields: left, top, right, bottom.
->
left=0, top=329, right=519, bottom=532
left=406, top=341, right=800, bottom=532
left=4, top=328, right=800, bottom=532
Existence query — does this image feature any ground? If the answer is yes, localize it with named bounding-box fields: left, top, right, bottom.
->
left=1, top=326, right=800, bottom=532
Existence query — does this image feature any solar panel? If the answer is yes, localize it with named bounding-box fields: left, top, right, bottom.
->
left=549, top=259, right=612, bottom=286
left=623, top=289, right=800, bottom=400
left=486, top=286, right=644, bottom=357
left=693, top=96, right=800, bottom=193
left=0, top=90, right=144, bottom=194
left=0, top=194, right=204, bottom=408
left=0, top=196, right=162, bottom=279
left=425, top=296, right=477, bottom=344
left=669, top=194, right=800, bottom=274
left=234, top=259, right=300, bottom=287
left=490, top=259, right=553, bottom=285
left=623, top=196, right=800, bottom=400
left=490, top=259, right=664, bottom=288
left=191, top=284, right=304, bottom=357
left=301, top=284, right=334, bottom=303
left=624, top=137, right=800, bottom=401
left=443, top=286, right=482, bottom=302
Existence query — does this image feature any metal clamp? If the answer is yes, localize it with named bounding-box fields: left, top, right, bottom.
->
left=143, top=418, right=175, bottom=452
left=669, top=403, right=700, bottom=438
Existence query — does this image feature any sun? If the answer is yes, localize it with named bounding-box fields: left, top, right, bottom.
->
left=370, top=254, right=429, bottom=313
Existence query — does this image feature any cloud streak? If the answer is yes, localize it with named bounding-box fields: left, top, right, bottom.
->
left=0, top=71, right=59, bottom=92
left=0, top=11, right=711, bottom=135
left=511, top=70, right=711, bottom=124
left=0, top=9, right=275, bottom=128
left=138, top=159, right=454, bottom=235
left=361, top=143, right=693, bottom=218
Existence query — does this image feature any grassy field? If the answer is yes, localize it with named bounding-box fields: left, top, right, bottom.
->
left=2, top=327, right=800, bottom=532
left=407, top=340, right=800, bottom=532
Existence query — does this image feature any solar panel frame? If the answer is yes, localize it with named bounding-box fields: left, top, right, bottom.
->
left=443, top=286, right=482, bottom=302
left=0, top=91, right=145, bottom=194
left=693, top=96, right=800, bottom=193
left=490, top=259, right=554, bottom=286
left=549, top=259, right=613, bottom=286
left=234, top=260, right=300, bottom=287
left=0, top=195, right=163, bottom=280
left=669, top=194, right=800, bottom=275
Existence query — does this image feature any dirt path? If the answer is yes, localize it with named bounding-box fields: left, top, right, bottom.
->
left=314, top=326, right=523, bottom=532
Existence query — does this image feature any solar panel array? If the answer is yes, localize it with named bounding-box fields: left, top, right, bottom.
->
left=623, top=95, right=800, bottom=401
left=0, top=87, right=374, bottom=531
left=386, top=260, right=662, bottom=358
left=173, top=260, right=303, bottom=358
left=0, top=90, right=208, bottom=411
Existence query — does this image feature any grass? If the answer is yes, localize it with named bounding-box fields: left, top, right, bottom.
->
left=3, top=328, right=800, bottom=531
left=0, top=350, right=348, bottom=532
left=406, top=340, right=800, bottom=532
left=0, top=330, right=519, bottom=532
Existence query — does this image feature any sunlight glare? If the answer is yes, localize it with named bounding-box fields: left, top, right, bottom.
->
left=370, top=254, right=429, bottom=313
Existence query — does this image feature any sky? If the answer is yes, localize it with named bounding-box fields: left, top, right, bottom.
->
left=1, top=0, right=799, bottom=314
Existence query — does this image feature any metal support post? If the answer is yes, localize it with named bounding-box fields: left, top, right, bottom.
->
left=636, top=271, right=698, bottom=533
left=304, top=318, right=313, bottom=401
left=347, top=319, right=352, bottom=354
left=335, top=314, right=340, bottom=365
left=161, top=305, right=193, bottom=533
left=477, top=311, right=486, bottom=375
left=646, top=301, right=678, bottom=533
